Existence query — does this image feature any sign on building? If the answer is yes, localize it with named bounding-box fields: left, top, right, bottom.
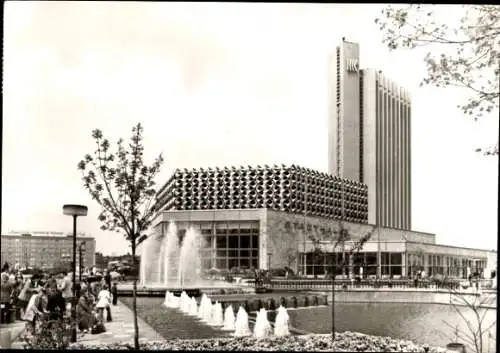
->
left=346, top=58, right=359, bottom=72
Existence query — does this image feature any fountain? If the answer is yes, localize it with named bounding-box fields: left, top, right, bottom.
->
left=180, top=291, right=190, bottom=313
left=196, top=296, right=205, bottom=319
left=222, top=305, right=236, bottom=331
left=164, top=290, right=172, bottom=307
left=209, top=301, right=224, bottom=326
left=138, top=222, right=242, bottom=294
left=274, top=305, right=290, bottom=336
left=157, top=226, right=167, bottom=284
left=164, top=291, right=179, bottom=309
left=139, top=230, right=157, bottom=287
left=253, top=307, right=272, bottom=338
left=139, top=223, right=201, bottom=287
left=198, top=294, right=212, bottom=322
left=233, top=306, right=251, bottom=337
left=162, top=222, right=179, bottom=285
left=188, top=297, right=198, bottom=316
left=177, top=228, right=202, bottom=288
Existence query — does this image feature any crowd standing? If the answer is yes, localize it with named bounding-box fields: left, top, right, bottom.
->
left=0, top=263, right=119, bottom=338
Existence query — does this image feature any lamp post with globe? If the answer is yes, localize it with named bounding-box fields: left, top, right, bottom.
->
left=63, top=204, right=88, bottom=343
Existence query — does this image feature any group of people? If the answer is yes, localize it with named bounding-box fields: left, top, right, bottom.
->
left=76, top=272, right=117, bottom=334
left=1, top=263, right=118, bottom=337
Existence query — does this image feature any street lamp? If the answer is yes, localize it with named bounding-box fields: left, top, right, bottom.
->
left=63, top=204, right=88, bottom=343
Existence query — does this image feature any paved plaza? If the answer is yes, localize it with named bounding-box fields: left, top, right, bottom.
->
left=9, top=300, right=164, bottom=348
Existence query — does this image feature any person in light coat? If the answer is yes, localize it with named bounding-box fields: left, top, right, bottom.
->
left=22, top=287, right=48, bottom=334
left=58, top=271, right=73, bottom=312
left=95, top=284, right=112, bottom=323
left=17, top=278, right=34, bottom=316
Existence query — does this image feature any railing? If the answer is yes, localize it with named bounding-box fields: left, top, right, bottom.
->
left=246, top=278, right=491, bottom=291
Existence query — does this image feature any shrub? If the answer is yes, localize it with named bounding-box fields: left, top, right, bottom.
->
left=22, top=315, right=72, bottom=349
left=269, top=268, right=287, bottom=277
left=285, top=296, right=296, bottom=309
left=266, top=298, right=276, bottom=311
left=243, top=300, right=251, bottom=313
left=317, top=295, right=327, bottom=306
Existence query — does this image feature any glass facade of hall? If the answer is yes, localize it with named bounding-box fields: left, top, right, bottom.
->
left=407, top=253, right=487, bottom=278
left=301, top=252, right=402, bottom=277
left=177, top=221, right=260, bottom=271
left=301, top=250, right=488, bottom=278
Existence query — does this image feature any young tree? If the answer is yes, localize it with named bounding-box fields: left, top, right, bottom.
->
left=283, top=247, right=298, bottom=271
left=442, top=289, right=496, bottom=353
left=77, top=123, right=164, bottom=349
left=375, top=4, right=499, bottom=155
left=309, top=222, right=375, bottom=337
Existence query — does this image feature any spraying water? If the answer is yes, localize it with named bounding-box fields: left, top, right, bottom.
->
left=163, top=222, right=179, bottom=285
left=177, top=227, right=201, bottom=288
left=222, top=305, right=236, bottom=331
left=164, top=291, right=179, bottom=309
left=198, top=294, right=212, bottom=322
left=233, top=306, right=251, bottom=337
left=180, top=291, right=191, bottom=313
left=157, top=230, right=167, bottom=284
left=253, top=308, right=272, bottom=338
left=139, top=234, right=154, bottom=286
left=163, top=291, right=170, bottom=308
left=274, top=305, right=290, bottom=336
left=189, top=297, right=198, bottom=316
left=140, top=221, right=242, bottom=289
left=210, top=301, right=224, bottom=326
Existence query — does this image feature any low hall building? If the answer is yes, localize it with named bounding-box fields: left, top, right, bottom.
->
left=151, top=165, right=495, bottom=279
left=152, top=208, right=494, bottom=279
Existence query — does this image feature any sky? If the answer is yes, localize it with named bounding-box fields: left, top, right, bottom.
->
left=2, top=2, right=498, bottom=255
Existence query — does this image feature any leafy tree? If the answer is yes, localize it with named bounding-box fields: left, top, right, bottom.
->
left=77, top=123, right=164, bottom=349
left=375, top=5, right=499, bottom=155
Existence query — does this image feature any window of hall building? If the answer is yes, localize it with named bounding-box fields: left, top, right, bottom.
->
left=200, top=221, right=260, bottom=271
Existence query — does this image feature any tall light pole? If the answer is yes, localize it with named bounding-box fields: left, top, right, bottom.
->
left=63, top=204, right=88, bottom=343
left=332, top=99, right=343, bottom=339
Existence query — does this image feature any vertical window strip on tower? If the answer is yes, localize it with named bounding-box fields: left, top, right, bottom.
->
left=359, top=70, right=364, bottom=183
left=336, top=47, right=341, bottom=178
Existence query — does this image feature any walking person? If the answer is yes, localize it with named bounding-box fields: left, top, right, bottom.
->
left=104, top=270, right=112, bottom=290
left=96, top=284, right=112, bottom=323
left=111, top=283, right=118, bottom=306
left=58, top=271, right=73, bottom=313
